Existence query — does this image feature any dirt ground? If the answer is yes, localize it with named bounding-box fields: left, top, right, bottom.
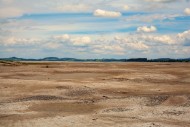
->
left=0, top=62, right=190, bottom=127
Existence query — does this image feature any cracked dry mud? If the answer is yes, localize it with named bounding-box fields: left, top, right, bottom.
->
left=0, top=62, right=190, bottom=127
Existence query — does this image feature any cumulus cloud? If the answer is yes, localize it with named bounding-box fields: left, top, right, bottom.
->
left=0, top=34, right=92, bottom=48
left=115, top=32, right=183, bottom=46
left=93, top=44, right=125, bottom=55
left=1, top=31, right=189, bottom=58
left=105, top=45, right=124, bottom=52
left=184, top=8, right=190, bottom=15
left=178, top=30, right=190, bottom=39
left=127, top=42, right=149, bottom=50
left=142, top=35, right=175, bottom=44
left=137, top=26, right=157, bottom=33
left=70, top=36, right=91, bottom=46
left=142, top=30, right=189, bottom=47
left=114, top=36, right=149, bottom=50
left=178, top=30, right=190, bottom=46
left=1, top=37, right=40, bottom=46
left=93, top=9, right=122, bottom=17
left=53, top=34, right=91, bottom=46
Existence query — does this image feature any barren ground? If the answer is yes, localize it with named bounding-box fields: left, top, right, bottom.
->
left=0, top=62, right=190, bottom=127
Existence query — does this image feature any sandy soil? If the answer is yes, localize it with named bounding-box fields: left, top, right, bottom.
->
left=0, top=62, right=190, bottom=127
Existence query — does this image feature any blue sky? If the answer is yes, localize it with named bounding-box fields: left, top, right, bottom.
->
left=0, top=0, right=190, bottom=59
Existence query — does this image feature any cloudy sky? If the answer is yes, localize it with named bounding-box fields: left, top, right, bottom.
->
left=0, top=0, right=190, bottom=59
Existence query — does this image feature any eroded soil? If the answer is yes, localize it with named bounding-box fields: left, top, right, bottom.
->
left=0, top=62, right=190, bottom=127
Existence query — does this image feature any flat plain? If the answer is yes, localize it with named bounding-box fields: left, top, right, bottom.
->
left=0, top=62, right=190, bottom=127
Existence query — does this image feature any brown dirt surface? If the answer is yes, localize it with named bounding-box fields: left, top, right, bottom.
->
left=0, top=62, right=190, bottom=127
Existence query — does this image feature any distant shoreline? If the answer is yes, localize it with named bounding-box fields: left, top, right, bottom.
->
left=0, top=57, right=189, bottom=62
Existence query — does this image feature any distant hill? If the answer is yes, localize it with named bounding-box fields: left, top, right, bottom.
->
left=148, top=58, right=190, bottom=62
left=0, top=57, right=189, bottom=62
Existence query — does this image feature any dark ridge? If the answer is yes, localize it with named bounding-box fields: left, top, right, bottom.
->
left=0, top=57, right=190, bottom=62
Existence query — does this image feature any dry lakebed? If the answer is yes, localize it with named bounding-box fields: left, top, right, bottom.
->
left=0, top=62, right=190, bottom=127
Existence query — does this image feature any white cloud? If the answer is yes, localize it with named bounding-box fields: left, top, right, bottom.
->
left=114, top=36, right=149, bottom=50
left=71, top=36, right=91, bottom=46
left=1, top=37, right=40, bottom=46
left=155, top=35, right=175, bottom=44
left=137, top=26, right=157, bottom=33
left=93, top=44, right=125, bottom=55
left=53, top=34, right=91, bottom=46
left=114, top=32, right=182, bottom=46
left=0, top=7, right=23, bottom=18
left=142, top=35, right=175, bottom=44
left=104, top=45, right=124, bottom=51
left=0, top=34, right=91, bottom=48
left=178, top=30, right=190, bottom=39
left=93, top=9, right=122, bottom=17
left=184, top=8, right=190, bottom=15
left=127, top=42, right=149, bottom=50
left=178, top=30, right=190, bottom=46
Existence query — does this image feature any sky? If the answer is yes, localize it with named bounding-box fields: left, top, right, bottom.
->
left=0, top=0, right=190, bottom=59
